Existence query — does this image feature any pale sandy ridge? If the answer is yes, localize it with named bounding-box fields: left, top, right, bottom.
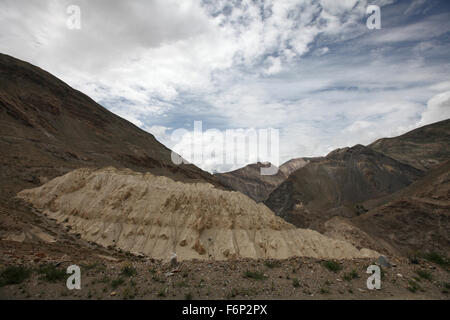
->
left=17, top=167, right=378, bottom=261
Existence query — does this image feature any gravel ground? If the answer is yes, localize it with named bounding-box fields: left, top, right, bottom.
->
left=1, top=241, right=449, bottom=300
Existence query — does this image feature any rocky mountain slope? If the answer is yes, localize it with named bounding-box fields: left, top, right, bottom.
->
left=261, top=120, right=450, bottom=255
left=279, top=157, right=317, bottom=177
left=352, top=160, right=450, bottom=255
left=369, top=119, right=450, bottom=171
left=214, top=158, right=319, bottom=202
left=0, top=53, right=226, bottom=246
left=264, top=145, right=423, bottom=230
left=0, top=53, right=222, bottom=197
left=17, top=167, right=378, bottom=260
left=214, top=162, right=287, bottom=202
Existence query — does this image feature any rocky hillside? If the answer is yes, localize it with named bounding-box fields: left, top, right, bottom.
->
left=0, top=53, right=223, bottom=198
left=279, top=157, right=318, bottom=177
left=265, top=145, right=423, bottom=230
left=17, top=167, right=378, bottom=261
left=352, top=160, right=450, bottom=255
left=369, top=119, right=450, bottom=171
left=214, top=162, right=287, bottom=202
left=214, top=158, right=319, bottom=202
left=0, top=53, right=227, bottom=252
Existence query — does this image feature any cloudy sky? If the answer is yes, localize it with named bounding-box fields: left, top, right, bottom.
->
left=1, top=0, right=450, bottom=172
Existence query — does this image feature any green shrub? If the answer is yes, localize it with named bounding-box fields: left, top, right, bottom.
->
left=292, top=278, right=300, bottom=288
left=421, top=252, right=449, bottom=269
left=120, top=265, right=137, bottom=277
left=243, top=270, right=267, bottom=280
left=322, top=261, right=342, bottom=273
left=157, top=288, right=167, bottom=297
left=415, top=269, right=433, bottom=281
left=111, top=277, right=125, bottom=289
left=37, top=264, right=66, bottom=282
left=0, top=266, right=31, bottom=286
left=264, top=260, right=280, bottom=269
left=320, top=288, right=330, bottom=294
left=407, top=280, right=422, bottom=293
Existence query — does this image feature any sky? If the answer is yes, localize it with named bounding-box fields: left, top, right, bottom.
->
left=1, top=0, right=450, bottom=172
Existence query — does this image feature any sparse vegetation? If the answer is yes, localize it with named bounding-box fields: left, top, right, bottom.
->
left=322, top=260, right=342, bottom=273
left=292, top=278, right=300, bottom=288
left=175, top=280, right=189, bottom=288
left=243, top=270, right=267, bottom=280
left=122, top=286, right=137, bottom=299
left=264, top=260, right=280, bottom=269
left=415, top=269, right=433, bottom=281
left=421, top=252, right=449, bottom=270
left=111, top=277, right=125, bottom=289
left=184, top=292, right=193, bottom=300
left=0, top=266, right=31, bottom=287
left=442, top=283, right=450, bottom=294
left=408, top=253, right=420, bottom=264
left=157, top=288, right=167, bottom=297
left=319, top=288, right=330, bottom=294
left=37, top=264, right=66, bottom=282
left=120, top=265, right=137, bottom=277
left=407, top=280, right=423, bottom=293
left=343, top=269, right=359, bottom=281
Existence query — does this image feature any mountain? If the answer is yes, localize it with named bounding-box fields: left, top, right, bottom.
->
left=279, top=157, right=316, bottom=176
left=214, top=158, right=318, bottom=202
left=369, top=119, right=450, bottom=171
left=17, top=167, right=377, bottom=260
left=351, top=160, right=450, bottom=255
left=265, top=144, right=424, bottom=230
left=263, top=120, right=450, bottom=254
left=0, top=53, right=223, bottom=197
left=214, top=162, right=287, bottom=202
left=1, top=53, right=379, bottom=262
left=0, top=53, right=226, bottom=247
left=220, top=119, right=450, bottom=207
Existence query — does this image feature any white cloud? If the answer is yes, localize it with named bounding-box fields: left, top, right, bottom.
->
left=264, top=56, right=282, bottom=75
left=419, top=91, right=450, bottom=126
left=1, top=0, right=449, bottom=172
left=369, top=13, right=450, bottom=43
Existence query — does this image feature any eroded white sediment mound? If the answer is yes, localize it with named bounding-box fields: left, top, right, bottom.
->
left=18, top=167, right=378, bottom=260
